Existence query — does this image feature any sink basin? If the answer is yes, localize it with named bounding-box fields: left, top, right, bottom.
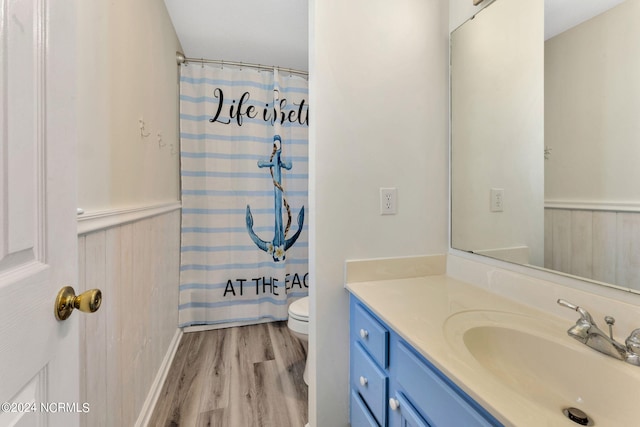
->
left=443, top=310, right=640, bottom=425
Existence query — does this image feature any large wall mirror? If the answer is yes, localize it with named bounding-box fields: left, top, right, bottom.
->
left=451, top=0, right=640, bottom=293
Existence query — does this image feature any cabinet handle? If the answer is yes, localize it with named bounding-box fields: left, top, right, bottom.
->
left=359, top=376, right=368, bottom=387
left=389, top=398, right=400, bottom=411
left=359, top=329, right=369, bottom=339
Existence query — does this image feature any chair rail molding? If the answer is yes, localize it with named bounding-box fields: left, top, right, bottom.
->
left=77, top=201, right=182, bottom=235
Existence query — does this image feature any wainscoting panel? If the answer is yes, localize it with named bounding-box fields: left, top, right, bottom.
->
left=544, top=208, right=640, bottom=291
left=77, top=207, right=180, bottom=426
left=618, top=213, right=640, bottom=289
left=592, top=211, right=617, bottom=285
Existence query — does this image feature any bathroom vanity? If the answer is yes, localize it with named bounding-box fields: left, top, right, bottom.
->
left=349, top=294, right=501, bottom=427
left=346, top=270, right=640, bottom=427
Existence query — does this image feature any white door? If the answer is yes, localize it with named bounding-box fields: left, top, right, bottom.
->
left=0, top=0, right=81, bottom=426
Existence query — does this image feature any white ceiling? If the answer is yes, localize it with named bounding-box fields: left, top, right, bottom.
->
left=544, top=0, right=626, bottom=39
left=163, top=0, right=626, bottom=71
left=163, top=0, right=308, bottom=71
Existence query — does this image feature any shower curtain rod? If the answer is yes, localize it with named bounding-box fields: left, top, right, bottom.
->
left=176, top=52, right=308, bottom=77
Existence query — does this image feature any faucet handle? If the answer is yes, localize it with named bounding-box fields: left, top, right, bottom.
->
left=557, top=299, right=594, bottom=324
left=626, top=328, right=640, bottom=355
left=605, top=316, right=615, bottom=339
left=557, top=299, right=579, bottom=310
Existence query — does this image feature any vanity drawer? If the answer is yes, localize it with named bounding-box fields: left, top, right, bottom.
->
left=352, top=342, right=388, bottom=426
left=351, top=390, right=380, bottom=427
left=353, top=302, right=389, bottom=368
left=395, top=341, right=499, bottom=427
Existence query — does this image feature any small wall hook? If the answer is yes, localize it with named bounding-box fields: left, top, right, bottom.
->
left=139, top=118, right=151, bottom=138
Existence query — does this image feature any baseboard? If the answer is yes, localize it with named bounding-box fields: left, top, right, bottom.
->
left=183, top=316, right=277, bottom=333
left=134, top=328, right=183, bottom=427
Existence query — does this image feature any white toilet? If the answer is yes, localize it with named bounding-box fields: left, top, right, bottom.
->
left=287, top=296, right=309, bottom=385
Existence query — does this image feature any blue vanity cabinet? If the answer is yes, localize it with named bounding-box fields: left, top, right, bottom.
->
left=350, top=295, right=503, bottom=427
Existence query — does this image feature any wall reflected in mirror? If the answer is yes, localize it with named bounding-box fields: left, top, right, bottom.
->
left=451, top=0, right=640, bottom=293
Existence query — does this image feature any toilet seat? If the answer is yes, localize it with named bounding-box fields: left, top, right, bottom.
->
left=288, top=296, right=309, bottom=321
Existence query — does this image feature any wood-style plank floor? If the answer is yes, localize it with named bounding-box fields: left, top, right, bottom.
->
left=149, top=321, right=308, bottom=427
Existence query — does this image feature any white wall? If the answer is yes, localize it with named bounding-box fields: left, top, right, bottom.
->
left=309, top=0, right=449, bottom=425
left=545, top=0, right=640, bottom=204
left=450, top=0, right=544, bottom=267
left=77, top=0, right=182, bottom=212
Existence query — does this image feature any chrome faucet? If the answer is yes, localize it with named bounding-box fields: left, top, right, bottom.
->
left=557, top=299, right=640, bottom=366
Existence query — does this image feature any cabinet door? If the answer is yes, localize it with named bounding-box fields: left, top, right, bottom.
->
left=351, top=390, right=380, bottom=427
left=395, top=342, right=499, bottom=426
left=390, top=392, right=430, bottom=427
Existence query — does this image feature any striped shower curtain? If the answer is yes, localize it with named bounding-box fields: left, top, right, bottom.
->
left=178, top=64, right=309, bottom=328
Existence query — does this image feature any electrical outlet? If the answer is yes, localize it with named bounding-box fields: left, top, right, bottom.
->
left=490, top=188, right=504, bottom=212
left=380, top=188, right=397, bottom=215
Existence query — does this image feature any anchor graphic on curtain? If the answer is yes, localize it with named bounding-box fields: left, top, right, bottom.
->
left=246, top=135, right=304, bottom=261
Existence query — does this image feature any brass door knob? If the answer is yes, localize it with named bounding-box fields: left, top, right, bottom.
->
left=55, top=286, right=102, bottom=321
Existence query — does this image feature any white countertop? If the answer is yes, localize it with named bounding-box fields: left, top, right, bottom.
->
left=346, top=274, right=639, bottom=427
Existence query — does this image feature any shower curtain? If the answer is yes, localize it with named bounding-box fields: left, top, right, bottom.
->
left=178, top=63, right=309, bottom=328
